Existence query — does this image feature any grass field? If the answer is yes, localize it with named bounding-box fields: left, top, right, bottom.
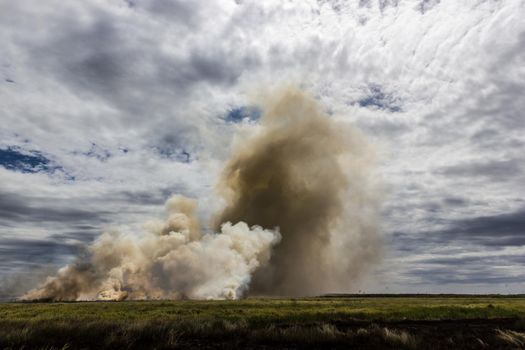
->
left=1, top=296, right=525, bottom=349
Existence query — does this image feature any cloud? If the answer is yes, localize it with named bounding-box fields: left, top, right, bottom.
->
left=406, top=266, right=523, bottom=285
left=390, top=207, right=525, bottom=252
left=0, top=191, right=110, bottom=224
left=0, top=238, right=85, bottom=271
left=437, top=159, right=523, bottom=181
left=136, top=0, right=202, bottom=27
left=417, top=0, right=440, bottom=14
left=437, top=209, right=525, bottom=247
left=0, top=0, right=524, bottom=293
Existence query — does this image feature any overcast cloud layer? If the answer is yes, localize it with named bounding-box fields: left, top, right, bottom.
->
left=1, top=0, right=524, bottom=298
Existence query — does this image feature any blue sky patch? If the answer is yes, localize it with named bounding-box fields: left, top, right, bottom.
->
left=224, top=106, right=262, bottom=123
left=0, top=146, right=75, bottom=180
left=358, top=85, right=402, bottom=112
left=0, top=147, right=59, bottom=174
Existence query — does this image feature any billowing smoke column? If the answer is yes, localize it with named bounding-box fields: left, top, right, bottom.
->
left=216, top=87, right=381, bottom=296
left=21, top=87, right=381, bottom=301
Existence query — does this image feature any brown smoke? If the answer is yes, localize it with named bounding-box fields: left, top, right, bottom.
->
left=21, top=86, right=381, bottom=301
left=216, top=87, right=382, bottom=296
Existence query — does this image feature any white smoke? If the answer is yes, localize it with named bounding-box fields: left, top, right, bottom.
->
left=22, top=196, right=280, bottom=301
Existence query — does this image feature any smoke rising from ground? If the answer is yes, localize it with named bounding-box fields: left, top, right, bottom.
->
left=216, top=87, right=382, bottom=296
left=21, top=87, right=381, bottom=301
left=23, top=196, right=280, bottom=301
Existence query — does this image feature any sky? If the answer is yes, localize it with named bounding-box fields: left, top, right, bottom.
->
left=1, top=0, right=524, bottom=297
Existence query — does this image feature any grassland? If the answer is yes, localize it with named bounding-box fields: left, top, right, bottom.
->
left=1, top=296, right=525, bottom=349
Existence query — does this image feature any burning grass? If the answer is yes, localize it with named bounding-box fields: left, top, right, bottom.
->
left=1, top=296, right=524, bottom=349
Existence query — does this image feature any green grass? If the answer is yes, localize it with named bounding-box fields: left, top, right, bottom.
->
left=1, top=296, right=524, bottom=349
left=2, top=296, right=524, bottom=322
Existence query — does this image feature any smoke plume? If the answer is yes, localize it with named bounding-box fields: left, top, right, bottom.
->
left=21, top=87, right=381, bottom=301
left=216, top=87, right=382, bottom=296
left=23, top=196, right=280, bottom=301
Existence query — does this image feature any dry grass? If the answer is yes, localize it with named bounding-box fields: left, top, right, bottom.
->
left=496, top=329, right=525, bottom=347
left=378, top=326, right=418, bottom=348
left=0, top=318, right=423, bottom=349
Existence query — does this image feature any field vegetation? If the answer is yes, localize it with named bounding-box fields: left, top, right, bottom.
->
left=1, top=296, right=524, bottom=349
